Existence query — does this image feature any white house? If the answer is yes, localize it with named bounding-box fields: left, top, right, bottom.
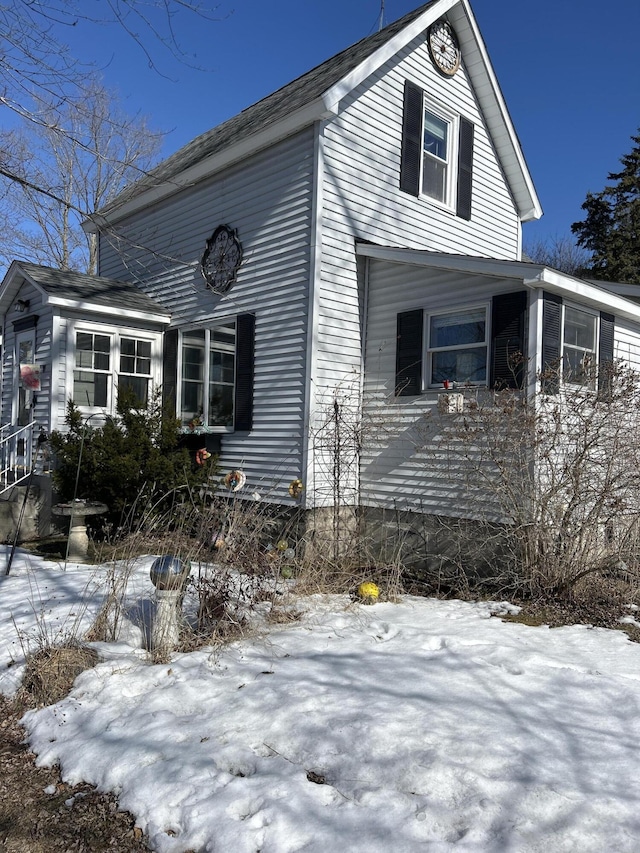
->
left=2, top=0, right=640, bottom=543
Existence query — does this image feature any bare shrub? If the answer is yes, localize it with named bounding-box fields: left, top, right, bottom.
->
left=422, top=363, right=640, bottom=599
left=18, top=642, right=99, bottom=708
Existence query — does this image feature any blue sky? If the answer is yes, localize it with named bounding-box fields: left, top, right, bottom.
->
left=64, top=0, right=639, bottom=248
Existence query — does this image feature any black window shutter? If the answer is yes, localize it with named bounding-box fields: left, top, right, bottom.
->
left=396, top=310, right=423, bottom=396
left=598, top=312, right=615, bottom=397
left=490, top=291, right=527, bottom=389
left=542, top=292, right=562, bottom=393
left=234, top=313, right=255, bottom=431
left=456, top=118, right=474, bottom=220
left=162, top=328, right=178, bottom=416
left=400, top=80, right=423, bottom=197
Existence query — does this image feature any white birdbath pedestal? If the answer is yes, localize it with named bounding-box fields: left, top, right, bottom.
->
left=149, top=556, right=191, bottom=657
left=52, top=500, right=108, bottom=560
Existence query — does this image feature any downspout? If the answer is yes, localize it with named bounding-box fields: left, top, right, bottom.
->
left=301, top=120, right=326, bottom=511
left=354, top=253, right=371, bottom=513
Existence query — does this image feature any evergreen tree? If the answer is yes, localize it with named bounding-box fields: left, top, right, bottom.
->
left=572, top=131, right=640, bottom=284
left=50, top=390, right=216, bottom=531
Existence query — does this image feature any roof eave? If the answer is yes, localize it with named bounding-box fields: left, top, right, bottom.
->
left=47, top=295, right=171, bottom=324
left=357, top=245, right=640, bottom=323
left=87, top=96, right=335, bottom=231
left=0, top=261, right=52, bottom=312
left=89, top=0, right=541, bottom=231
left=524, top=269, right=640, bottom=323
left=321, top=0, right=455, bottom=111
left=447, top=1, right=541, bottom=222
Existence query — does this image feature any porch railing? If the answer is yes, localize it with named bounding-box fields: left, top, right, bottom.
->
left=0, top=422, right=41, bottom=494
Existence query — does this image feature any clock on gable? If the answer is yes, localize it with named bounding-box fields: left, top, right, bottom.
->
left=200, top=224, right=243, bottom=295
left=427, top=19, right=461, bottom=77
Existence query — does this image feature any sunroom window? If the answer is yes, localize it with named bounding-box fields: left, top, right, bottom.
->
left=563, top=306, right=597, bottom=386
left=119, top=337, right=152, bottom=406
left=74, top=332, right=110, bottom=407
left=73, top=329, right=158, bottom=412
left=180, top=322, right=236, bottom=428
left=428, top=307, right=488, bottom=386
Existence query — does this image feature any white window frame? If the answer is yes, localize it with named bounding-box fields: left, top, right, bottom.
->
left=421, top=98, right=458, bottom=210
left=70, top=321, right=161, bottom=416
left=425, top=304, right=490, bottom=388
left=118, top=336, right=154, bottom=407
left=562, top=303, right=599, bottom=388
left=178, top=320, right=237, bottom=432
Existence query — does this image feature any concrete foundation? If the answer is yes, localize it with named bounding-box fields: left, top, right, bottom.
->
left=0, top=475, right=55, bottom=543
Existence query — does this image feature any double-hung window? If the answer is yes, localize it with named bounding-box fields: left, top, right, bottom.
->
left=422, top=110, right=450, bottom=204
left=73, top=328, right=158, bottom=411
left=400, top=80, right=474, bottom=219
left=562, top=306, right=597, bottom=387
left=75, top=332, right=111, bottom=407
left=119, top=337, right=152, bottom=406
left=427, top=307, right=488, bottom=386
left=396, top=294, right=529, bottom=396
left=180, top=322, right=236, bottom=428
left=542, top=294, right=614, bottom=394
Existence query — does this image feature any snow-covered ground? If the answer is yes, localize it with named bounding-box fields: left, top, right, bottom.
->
left=2, top=547, right=640, bottom=852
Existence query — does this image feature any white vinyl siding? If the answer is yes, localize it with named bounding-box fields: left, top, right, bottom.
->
left=321, top=40, right=520, bottom=262
left=613, top=319, right=640, bottom=371
left=99, top=130, right=315, bottom=494
left=97, top=31, right=523, bottom=508
left=361, top=259, right=524, bottom=516
left=308, top=35, right=522, bottom=505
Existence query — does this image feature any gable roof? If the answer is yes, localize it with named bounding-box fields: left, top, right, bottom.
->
left=0, top=261, right=171, bottom=324
left=92, top=0, right=540, bottom=227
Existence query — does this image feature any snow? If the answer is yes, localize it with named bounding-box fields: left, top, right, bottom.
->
left=2, top=548, right=640, bottom=852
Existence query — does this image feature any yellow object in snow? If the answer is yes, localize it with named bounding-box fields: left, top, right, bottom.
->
left=357, top=582, right=380, bottom=601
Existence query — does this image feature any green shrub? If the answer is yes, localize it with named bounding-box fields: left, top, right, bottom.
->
left=50, top=389, right=216, bottom=529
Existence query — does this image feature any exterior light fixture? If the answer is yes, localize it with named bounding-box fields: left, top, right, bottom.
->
left=14, top=299, right=30, bottom=313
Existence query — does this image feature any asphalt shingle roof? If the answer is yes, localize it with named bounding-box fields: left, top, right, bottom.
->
left=18, top=262, right=169, bottom=315
left=103, top=2, right=435, bottom=212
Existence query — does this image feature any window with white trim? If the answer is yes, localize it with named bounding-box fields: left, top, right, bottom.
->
left=74, top=332, right=110, bottom=407
left=400, top=80, right=474, bottom=219
left=180, top=322, right=236, bottom=428
left=119, top=337, right=152, bottom=406
left=422, top=108, right=451, bottom=204
left=562, top=305, right=597, bottom=387
left=73, top=327, right=159, bottom=412
left=427, top=307, right=488, bottom=386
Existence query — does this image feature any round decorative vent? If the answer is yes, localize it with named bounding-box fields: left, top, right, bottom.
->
left=200, top=224, right=243, bottom=294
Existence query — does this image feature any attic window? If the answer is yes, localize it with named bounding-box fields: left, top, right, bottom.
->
left=422, top=110, right=450, bottom=204
left=400, top=80, right=474, bottom=219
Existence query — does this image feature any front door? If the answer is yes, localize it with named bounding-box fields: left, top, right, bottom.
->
left=15, top=330, right=35, bottom=426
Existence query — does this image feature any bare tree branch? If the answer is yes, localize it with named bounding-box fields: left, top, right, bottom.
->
left=0, top=81, right=163, bottom=273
